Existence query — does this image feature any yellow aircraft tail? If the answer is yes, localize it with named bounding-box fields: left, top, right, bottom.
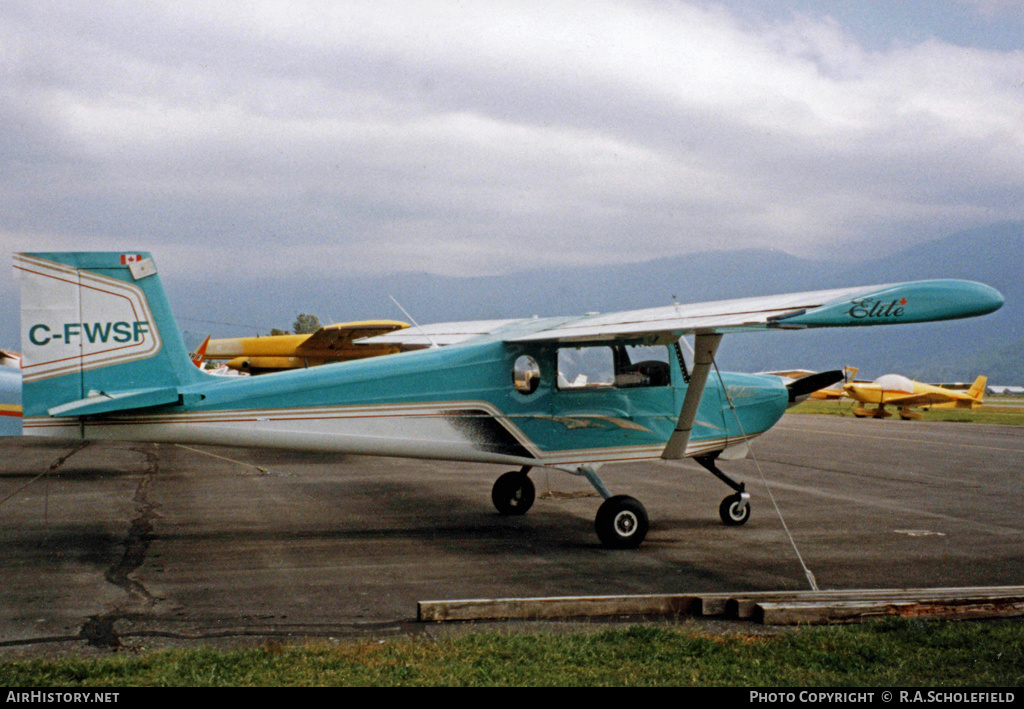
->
left=966, top=375, right=987, bottom=401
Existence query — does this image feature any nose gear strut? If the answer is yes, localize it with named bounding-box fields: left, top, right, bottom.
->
left=695, top=451, right=751, bottom=526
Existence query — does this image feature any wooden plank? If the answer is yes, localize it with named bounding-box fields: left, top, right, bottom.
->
left=725, top=587, right=1024, bottom=619
left=418, top=594, right=701, bottom=622
left=755, top=598, right=1024, bottom=625
left=418, top=587, right=1024, bottom=623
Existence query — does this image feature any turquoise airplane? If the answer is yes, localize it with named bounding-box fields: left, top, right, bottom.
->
left=14, top=252, right=1004, bottom=548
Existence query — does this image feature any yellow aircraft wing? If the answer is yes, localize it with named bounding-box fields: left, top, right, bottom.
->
left=873, top=391, right=958, bottom=407
left=809, top=388, right=846, bottom=400
left=205, top=320, right=410, bottom=373
left=882, top=376, right=986, bottom=407
left=298, top=321, right=412, bottom=354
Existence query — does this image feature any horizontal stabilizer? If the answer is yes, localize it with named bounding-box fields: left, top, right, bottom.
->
left=48, top=387, right=188, bottom=417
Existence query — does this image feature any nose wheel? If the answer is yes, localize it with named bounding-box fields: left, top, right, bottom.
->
left=719, top=492, right=751, bottom=525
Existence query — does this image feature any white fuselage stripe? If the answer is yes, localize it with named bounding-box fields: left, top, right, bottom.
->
left=23, top=400, right=758, bottom=467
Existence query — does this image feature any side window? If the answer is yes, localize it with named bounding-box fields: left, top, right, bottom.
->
left=557, top=347, right=615, bottom=389
left=557, top=345, right=671, bottom=390
left=513, top=355, right=541, bottom=394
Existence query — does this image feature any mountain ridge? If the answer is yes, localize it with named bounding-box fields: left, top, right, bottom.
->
left=3, top=224, right=1018, bottom=383
left=225, top=223, right=1019, bottom=383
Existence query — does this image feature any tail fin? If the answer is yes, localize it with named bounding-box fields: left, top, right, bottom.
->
left=966, top=375, right=987, bottom=401
left=16, top=253, right=205, bottom=426
left=191, top=335, right=211, bottom=368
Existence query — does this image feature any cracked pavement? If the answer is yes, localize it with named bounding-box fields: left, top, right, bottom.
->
left=1, top=416, right=1022, bottom=656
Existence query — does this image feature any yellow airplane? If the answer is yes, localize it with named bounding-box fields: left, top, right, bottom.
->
left=843, top=373, right=987, bottom=419
left=200, top=320, right=411, bottom=374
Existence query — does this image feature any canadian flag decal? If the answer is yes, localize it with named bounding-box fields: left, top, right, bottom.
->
left=120, top=254, right=143, bottom=265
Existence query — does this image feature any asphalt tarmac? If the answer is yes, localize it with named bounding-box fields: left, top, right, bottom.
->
left=1, top=414, right=1021, bottom=655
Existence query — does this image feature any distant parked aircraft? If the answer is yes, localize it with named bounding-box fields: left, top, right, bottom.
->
left=199, top=321, right=411, bottom=374
left=844, top=374, right=987, bottom=419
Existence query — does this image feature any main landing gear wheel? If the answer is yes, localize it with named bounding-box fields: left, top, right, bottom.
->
left=492, top=470, right=535, bottom=516
left=595, top=495, right=649, bottom=549
left=719, top=493, right=751, bottom=526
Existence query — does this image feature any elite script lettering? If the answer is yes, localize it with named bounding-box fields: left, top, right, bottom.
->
left=847, top=296, right=907, bottom=319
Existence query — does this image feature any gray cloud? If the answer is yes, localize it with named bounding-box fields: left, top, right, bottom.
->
left=2, top=0, right=1022, bottom=294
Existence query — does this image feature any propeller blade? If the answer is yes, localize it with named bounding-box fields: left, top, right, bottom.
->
left=786, top=370, right=845, bottom=405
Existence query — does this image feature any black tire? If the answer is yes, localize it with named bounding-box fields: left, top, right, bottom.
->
left=491, top=471, right=535, bottom=515
left=719, top=493, right=751, bottom=526
left=595, top=495, right=649, bottom=549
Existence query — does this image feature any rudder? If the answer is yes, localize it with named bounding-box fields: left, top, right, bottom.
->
left=16, top=252, right=205, bottom=429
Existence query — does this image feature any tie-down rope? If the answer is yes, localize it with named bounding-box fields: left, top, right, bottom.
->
left=710, top=357, right=819, bottom=592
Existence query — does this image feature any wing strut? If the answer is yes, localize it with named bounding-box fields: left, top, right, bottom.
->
left=661, top=333, right=722, bottom=460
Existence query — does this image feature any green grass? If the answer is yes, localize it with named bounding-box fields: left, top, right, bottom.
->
left=788, top=397, right=1024, bottom=425
left=1, top=619, right=1022, bottom=687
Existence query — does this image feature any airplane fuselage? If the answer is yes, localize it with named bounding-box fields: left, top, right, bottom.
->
left=25, top=335, right=789, bottom=472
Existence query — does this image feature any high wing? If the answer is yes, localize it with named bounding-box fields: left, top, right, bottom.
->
left=360, top=280, right=1004, bottom=347
left=361, top=279, right=1002, bottom=462
left=355, top=319, right=524, bottom=348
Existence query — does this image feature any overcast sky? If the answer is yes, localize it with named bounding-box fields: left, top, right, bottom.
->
left=2, top=1, right=1023, bottom=336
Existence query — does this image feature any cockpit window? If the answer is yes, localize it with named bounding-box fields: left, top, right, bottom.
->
left=557, top=344, right=670, bottom=390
